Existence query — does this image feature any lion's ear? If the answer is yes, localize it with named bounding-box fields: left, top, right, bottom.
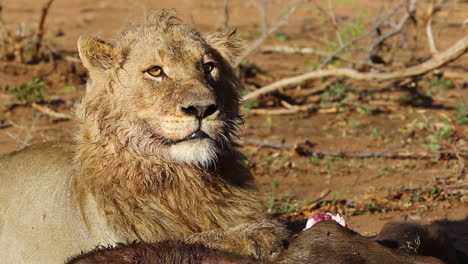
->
left=205, top=28, right=245, bottom=66
left=78, top=35, right=116, bottom=74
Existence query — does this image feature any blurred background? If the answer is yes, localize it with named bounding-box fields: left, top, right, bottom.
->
left=0, top=0, right=466, bottom=235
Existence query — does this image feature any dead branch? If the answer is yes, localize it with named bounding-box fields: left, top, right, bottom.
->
left=367, top=0, right=418, bottom=56
left=242, top=138, right=295, bottom=148
left=258, top=0, right=269, bottom=35
left=63, top=55, right=82, bottom=63
left=0, top=123, right=12, bottom=129
left=308, top=189, right=332, bottom=205
left=248, top=103, right=317, bottom=115
left=243, top=139, right=468, bottom=159
left=21, top=113, right=40, bottom=148
left=311, top=0, right=343, bottom=47
left=31, top=102, right=71, bottom=120
left=243, top=35, right=468, bottom=100
left=296, top=145, right=468, bottom=160
left=426, top=16, right=438, bottom=54
left=234, top=0, right=302, bottom=67
left=4, top=131, right=27, bottom=147
left=4, top=113, right=41, bottom=149
left=260, top=45, right=385, bottom=69
left=221, top=0, right=229, bottom=30
left=317, top=1, right=406, bottom=69
left=39, top=47, right=57, bottom=77
left=248, top=101, right=345, bottom=115
left=34, top=0, right=55, bottom=58
left=11, top=23, right=25, bottom=63
left=425, top=0, right=447, bottom=55
left=0, top=0, right=54, bottom=62
left=261, top=45, right=331, bottom=57
left=287, top=79, right=336, bottom=97
left=326, top=0, right=343, bottom=47
left=443, top=71, right=468, bottom=80
left=402, top=182, right=467, bottom=194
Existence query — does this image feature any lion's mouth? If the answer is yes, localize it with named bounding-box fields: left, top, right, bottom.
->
left=156, top=130, right=211, bottom=145
left=175, top=130, right=210, bottom=143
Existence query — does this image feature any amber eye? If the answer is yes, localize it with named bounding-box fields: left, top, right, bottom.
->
left=203, top=62, right=215, bottom=74
left=146, top=66, right=164, bottom=77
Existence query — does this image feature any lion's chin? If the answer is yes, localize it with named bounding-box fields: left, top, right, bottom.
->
left=169, top=138, right=219, bottom=167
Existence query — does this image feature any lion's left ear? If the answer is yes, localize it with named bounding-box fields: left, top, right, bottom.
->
left=78, top=35, right=117, bottom=75
left=205, top=28, right=245, bottom=66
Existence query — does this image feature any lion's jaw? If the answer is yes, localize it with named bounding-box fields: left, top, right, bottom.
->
left=135, top=101, right=231, bottom=167
left=169, top=139, right=219, bottom=167
left=157, top=113, right=228, bottom=167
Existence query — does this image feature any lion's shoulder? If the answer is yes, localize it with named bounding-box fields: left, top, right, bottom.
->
left=0, top=141, right=76, bottom=183
left=1, top=141, right=75, bottom=161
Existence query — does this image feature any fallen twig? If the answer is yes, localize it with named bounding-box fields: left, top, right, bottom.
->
left=309, top=189, right=332, bottom=205
left=287, top=78, right=335, bottom=97
left=242, top=139, right=468, bottom=159
left=3, top=113, right=41, bottom=149
left=242, top=138, right=295, bottom=149
left=261, top=45, right=331, bottom=57
left=296, top=143, right=468, bottom=160
left=248, top=102, right=317, bottom=115
left=442, top=71, right=468, bottom=80
left=39, top=47, right=57, bottom=77
left=63, top=55, right=81, bottom=63
left=0, top=123, right=12, bottom=129
left=21, top=113, right=40, bottom=148
left=243, top=35, right=468, bottom=100
left=31, top=102, right=71, bottom=120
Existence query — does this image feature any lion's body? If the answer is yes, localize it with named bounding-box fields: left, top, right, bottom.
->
left=0, top=142, right=268, bottom=263
left=0, top=10, right=287, bottom=264
left=0, top=143, right=91, bottom=263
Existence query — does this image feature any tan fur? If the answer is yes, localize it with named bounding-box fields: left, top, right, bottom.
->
left=0, top=9, right=287, bottom=264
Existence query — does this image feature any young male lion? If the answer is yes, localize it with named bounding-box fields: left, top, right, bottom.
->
left=0, top=9, right=288, bottom=263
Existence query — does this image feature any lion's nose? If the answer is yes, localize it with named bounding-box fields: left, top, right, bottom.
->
left=181, top=104, right=218, bottom=119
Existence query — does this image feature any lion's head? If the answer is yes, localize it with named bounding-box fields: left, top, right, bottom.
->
left=76, top=10, right=245, bottom=167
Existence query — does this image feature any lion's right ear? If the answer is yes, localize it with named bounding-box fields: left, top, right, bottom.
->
left=205, top=28, right=245, bottom=66
left=78, top=35, right=116, bottom=74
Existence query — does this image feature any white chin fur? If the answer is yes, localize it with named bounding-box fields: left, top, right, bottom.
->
left=169, top=139, right=219, bottom=167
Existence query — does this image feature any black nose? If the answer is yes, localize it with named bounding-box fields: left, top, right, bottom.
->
left=181, top=104, right=218, bottom=119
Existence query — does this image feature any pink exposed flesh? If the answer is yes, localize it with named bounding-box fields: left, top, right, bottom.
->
left=304, top=212, right=346, bottom=231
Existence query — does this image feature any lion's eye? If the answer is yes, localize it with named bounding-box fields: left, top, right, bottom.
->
left=203, top=62, right=215, bottom=74
left=146, top=66, right=164, bottom=78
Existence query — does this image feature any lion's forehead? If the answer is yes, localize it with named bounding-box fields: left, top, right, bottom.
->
left=124, top=43, right=208, bottom=74
left=120, top=25, right=208, bottom=62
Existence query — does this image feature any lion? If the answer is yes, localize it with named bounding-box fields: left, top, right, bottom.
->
left=0, top=10, right=288, bottom=264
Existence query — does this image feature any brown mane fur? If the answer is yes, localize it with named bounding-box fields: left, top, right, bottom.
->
left=72, top=9, right=268, bottom=242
